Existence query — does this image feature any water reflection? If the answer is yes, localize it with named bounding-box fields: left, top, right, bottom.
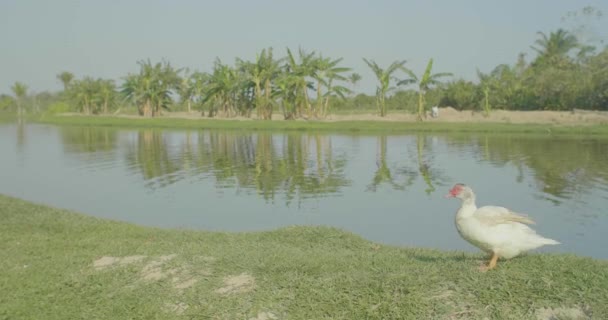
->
left=81, top=129, right=353, bottom=203
left=445, top=135, right=608, bottom=202
left=191, top=132, right=351, bottom=204
left=61, top=126, right=118, bottom=154
left=16, top=119, right=26, bottom=152
left=368, top=135, right=416, bottom=191
left=56, top=127, right=608, bottom=203
left=415, top=135, right=449, bottom=194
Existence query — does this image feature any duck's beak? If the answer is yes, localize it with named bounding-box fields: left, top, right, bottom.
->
left=444, top=192, right=455, bottom=198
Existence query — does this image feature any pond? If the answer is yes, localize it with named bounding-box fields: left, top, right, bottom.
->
left=1, top=121, right=607, bottom=259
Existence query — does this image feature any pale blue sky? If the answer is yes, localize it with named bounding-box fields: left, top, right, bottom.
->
left=1, top=0, right=607, bottom=95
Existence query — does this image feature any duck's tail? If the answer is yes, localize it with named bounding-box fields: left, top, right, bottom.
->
left=538, top=236, right=560, bottom=245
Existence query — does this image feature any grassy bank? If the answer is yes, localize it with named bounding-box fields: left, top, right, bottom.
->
left=1, top=194, right=607, bottom=319
left=33, top=114, right=608, bottom=135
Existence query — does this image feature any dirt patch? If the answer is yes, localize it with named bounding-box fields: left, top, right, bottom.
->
left=426, top=283, right=478, bottom=319
left=536, top=306, right=591, bottom=320
left=429, top=289, right=454, bottom=300
left=120, top=255, right=146, bottom=265
left=163, top=302, right=189, bottom=315
left=215, top=273, right=256, bottom=295
left=92, top=254, right=215, bottom=292
left=325, top=108, right=608, bottom=125
left=139, top=108, right=608, bottom=125
left=173, top=277, right=198, bottom=290
left=93, top=255, right=146, bottom=269
left=249, top=311, right=278, bottom=320
left=199, top=255, right=216, bottom=262
left=93, top=256, right=120, bottom=269
left=141, top=254, right=177, bottom=281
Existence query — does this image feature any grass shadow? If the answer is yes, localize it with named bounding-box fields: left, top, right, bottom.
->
left=409, top=251, right=484, bottom=263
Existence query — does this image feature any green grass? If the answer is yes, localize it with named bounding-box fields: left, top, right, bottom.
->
left=1, top=194, right=607, bottom=319
left=330, top=108, right=380, bottom=115
left=0, top=113, right=17, bottom=123
left=31, top=114, right=608, bottom=135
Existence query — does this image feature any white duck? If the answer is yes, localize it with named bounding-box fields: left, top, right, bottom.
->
left=446, top=183, right=559, bottom=271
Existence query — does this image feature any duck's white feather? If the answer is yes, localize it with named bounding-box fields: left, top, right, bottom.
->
left=452, top=186, right=559, bottom=259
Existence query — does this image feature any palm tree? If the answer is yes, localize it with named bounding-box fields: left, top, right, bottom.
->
left=362, top=59, right=409, bottom=117
left=531, top=29, right=579, bottom=64
left=11, top=82, right=28, bottom=117
left=398, top=58, right=452, bottom=121
left=348, top=73, right=362, bottom=93
left=57, top=71, right=74, bottom=91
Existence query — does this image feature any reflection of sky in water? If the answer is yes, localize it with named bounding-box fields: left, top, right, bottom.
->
left=1, top=123, right=607, bottom=259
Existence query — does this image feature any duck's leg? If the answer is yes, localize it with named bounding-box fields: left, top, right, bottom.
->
left=479, top=252, right=499, bottom=272
left=487, top=252, right=498, bottom=269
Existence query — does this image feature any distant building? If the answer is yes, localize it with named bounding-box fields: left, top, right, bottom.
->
left=431, top=106, right=439, bottom=118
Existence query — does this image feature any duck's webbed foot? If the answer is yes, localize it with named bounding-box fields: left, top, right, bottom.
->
left=478, top=252, right=498, bottom=272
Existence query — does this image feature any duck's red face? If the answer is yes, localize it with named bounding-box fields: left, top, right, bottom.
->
left=446, top=183, right=464, bottom=198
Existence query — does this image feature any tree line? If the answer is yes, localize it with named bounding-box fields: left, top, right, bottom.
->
left=2, top=26, right=607, bottom=120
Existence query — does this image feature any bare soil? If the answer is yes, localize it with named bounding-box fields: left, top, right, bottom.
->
left=158, top=108, right=608, bottom=125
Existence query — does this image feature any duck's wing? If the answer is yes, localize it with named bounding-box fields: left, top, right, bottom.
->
left=474, top=205, right=536, bottom=226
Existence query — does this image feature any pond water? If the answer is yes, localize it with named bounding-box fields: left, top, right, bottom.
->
left=1, top=121, right=607, bottom=259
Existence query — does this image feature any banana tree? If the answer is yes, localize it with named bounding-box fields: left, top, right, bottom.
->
left=274, top=71, right=299, bottom=120
left=362, top=59, right=409, bottom=117
left=177, top=69, right=196, bottom=113
left=121, top=74, right=146, bottom=115
left=11, top=82, right=28, bottom=117
left=285, top=48, right=317, bottom=118
left=236, top=58, right=261, bottom=117
left=312, top=55, right=351, bottom=118
left=99, top=79, right=116, bottom=114
left=398, top=58, right=452, bottom=121
left=239, top=48, right=281, bottom=119
left=321, top=80, right=351, bottom=118
left=190, top=71, right=211, bottom=115
left=70, top=77, right=99, bottom=114
left=202, top=59, right=240, bottom=117
left=121, top=60, right=179, bottom=117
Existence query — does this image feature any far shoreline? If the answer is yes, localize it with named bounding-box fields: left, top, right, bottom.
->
left=28, top=107, right=608, bottom=135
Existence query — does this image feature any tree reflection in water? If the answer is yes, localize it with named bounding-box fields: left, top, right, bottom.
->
left=445, top=134, right=608, bottom=202
left=58, top=126, right=608, bottom=203
left=120, top=130, right=351, bottom=205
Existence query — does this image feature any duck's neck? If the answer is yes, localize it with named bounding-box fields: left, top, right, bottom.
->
left=457, top=195, right=477, bottom=218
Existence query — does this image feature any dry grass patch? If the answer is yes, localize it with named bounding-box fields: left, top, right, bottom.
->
left=215, top=273, right=256, bottom=295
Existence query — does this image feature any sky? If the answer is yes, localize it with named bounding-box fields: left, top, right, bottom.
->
left=1, top=0, right=607, bottom=95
